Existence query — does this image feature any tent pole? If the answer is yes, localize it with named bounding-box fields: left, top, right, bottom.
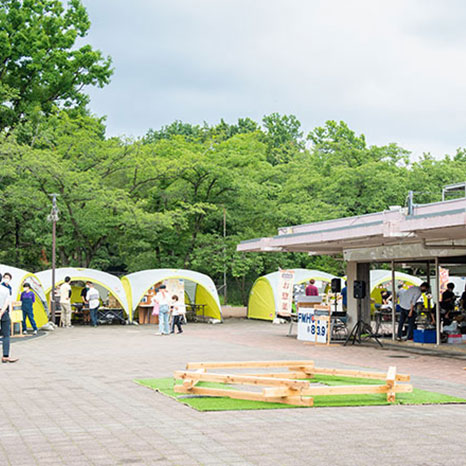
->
left=391, top=261, right=396, bottom=341
left=435, top=257, right=440, bottom=346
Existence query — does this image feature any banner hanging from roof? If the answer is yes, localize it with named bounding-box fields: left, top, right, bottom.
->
left=278, top=269, right=295, bottom=315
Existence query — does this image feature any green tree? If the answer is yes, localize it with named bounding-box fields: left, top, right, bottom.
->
left=0, top=0, right=112, bottom=136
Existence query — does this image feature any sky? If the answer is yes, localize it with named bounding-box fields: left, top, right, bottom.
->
left=81, top=0, right=466, bottom=159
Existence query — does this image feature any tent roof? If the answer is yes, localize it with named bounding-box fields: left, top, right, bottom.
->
left=122, top=268, right=221, bottom=312
left=370, top=270, right=422, bottom=289
left=36, top=267, right=129, bottom=313
left=0, top=264, right=46, bottom=301
left=257, top=269, right=337, bottom=315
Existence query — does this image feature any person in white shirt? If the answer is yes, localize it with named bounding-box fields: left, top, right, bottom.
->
left=0, top=272, right=18, bottom=363
left=170, top=295, right=185, bottom=334
left=154, top=285, right=170, bottom=335
left=86, top=283, right=100, bottom=327
left=397, top=281, right=429, bottom=341
left=60, top=276, right=72, bottom=328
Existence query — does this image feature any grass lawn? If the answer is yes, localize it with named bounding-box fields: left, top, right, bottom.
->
left=136, top=374, right=466, bottom=411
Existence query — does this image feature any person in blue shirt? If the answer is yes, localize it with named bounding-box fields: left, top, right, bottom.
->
left=1, top=272, right=13, bottom=296
left=341, top=281, right=348, bottom=312
left=20, top=283, right=38, bottom=335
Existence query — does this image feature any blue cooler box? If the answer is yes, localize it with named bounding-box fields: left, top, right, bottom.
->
left=413, top=329, right=436, bottom=344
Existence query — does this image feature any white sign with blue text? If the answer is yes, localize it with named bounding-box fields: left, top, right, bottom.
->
left=297, top=308, right=328, bottom=344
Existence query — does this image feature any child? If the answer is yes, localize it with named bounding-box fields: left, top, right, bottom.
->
left=170, top=295, right=185, bottom=334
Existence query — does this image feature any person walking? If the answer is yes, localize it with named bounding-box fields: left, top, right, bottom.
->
left=0, top=273, right=18, bottom=363
left=155, top=285, right=170, bottom=335
left=170, top=295, right=185, bottom=334
left=396, top=281, right=429, bottom=341
left=20, top=283, right=38, bottom=335
left=59, top=276, right=72, bottom=327
left=86, top=283, right=100, bottom=327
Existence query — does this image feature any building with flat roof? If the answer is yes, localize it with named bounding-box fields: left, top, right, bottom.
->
left=238, top=191, right=466, bottom=345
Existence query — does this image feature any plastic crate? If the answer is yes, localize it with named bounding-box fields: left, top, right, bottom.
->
left=413, top=328, right=436, bottom=344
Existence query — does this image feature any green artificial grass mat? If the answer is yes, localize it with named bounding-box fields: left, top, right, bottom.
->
left=135, top=375, right=466, bottom=411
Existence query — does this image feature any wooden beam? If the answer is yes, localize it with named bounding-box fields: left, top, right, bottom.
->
left=263, top=383, right=412, bottom=398
left=242, top=372, right=310, bottom=379
left=386, top=366, right=397, bottom=402
left=174, top=371, right=310, bottom=389
left=309, top=367, right=410, bottom=382
left=174, top=384, right=314, bottom=407
left=186, top=360, right=315, bottom=370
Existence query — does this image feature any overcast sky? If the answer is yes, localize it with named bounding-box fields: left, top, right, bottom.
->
left=81, top=0, right=466, bottom=159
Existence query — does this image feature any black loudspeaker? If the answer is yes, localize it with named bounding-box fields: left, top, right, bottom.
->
left=353, top=280, right=366, bottom=299
left=331, top=278, right=341, bottom=293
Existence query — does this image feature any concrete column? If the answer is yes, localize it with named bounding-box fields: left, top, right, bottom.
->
left=357, top=262, right=371, bottom=324
left=346, top=261, right=357, bottom=325
left=346, top=261, right=371, bottom=326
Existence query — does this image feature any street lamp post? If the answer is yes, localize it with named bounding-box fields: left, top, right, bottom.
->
left=47, top=194, right=59, bottom=323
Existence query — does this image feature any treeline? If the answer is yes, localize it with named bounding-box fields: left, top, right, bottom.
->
left=1, top=0, right=466, bottom=304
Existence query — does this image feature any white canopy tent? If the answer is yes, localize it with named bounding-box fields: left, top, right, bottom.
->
left=36, top=267, right=129, bottom=316
left=121, top=269, right=222, bottom=322
left=0, top=264, right=49, bottom=328
left=248, top=269, right=337, bottom=320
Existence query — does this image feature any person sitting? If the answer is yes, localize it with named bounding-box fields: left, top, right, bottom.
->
left=305, top=279, right=319, bottom=296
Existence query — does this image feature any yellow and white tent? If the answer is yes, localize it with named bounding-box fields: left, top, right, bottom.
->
left=36, top=267, right=130, bottom=317
left=121, top=269, right=222, bottom=322
left=0, top=265, right=49, bottom=328
left=248, top=269, right=337, bottom=320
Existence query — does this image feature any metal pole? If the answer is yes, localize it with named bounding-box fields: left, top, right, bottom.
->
left=391, top=261, right=396, bottom=341
left=426, top=261, right=431, bottom=318
left=223, top=206, right=227, bottom=305
left=48, top=194, right=60, bottom=324
left=51, top=216, right=56, bottom=323
left=435, top=257, right=440, bottom=346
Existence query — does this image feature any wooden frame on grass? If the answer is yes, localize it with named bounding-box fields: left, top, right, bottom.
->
left=174, top=361, right=413, bottom=406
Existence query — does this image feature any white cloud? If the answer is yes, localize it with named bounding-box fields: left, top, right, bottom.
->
left=82, top=0, right=466, bottom=158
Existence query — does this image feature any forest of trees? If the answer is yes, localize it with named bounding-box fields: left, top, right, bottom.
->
left=1, top=0, right=466, bottom=304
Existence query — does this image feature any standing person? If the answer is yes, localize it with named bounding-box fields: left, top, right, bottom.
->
left=20, top=283, right=38, bottom=335
left=305, top=279, right=319, bottom=296
left=440, top=282, right=456, bottom=323
left=341, top=281, right=348, bottom=312
left=397, top=281, right=430, bottom=341
left=0, top=273, right=18, bottom=363
left=1, top=272, right=13, bottom=296
left=155, top=285, right=170, bottom=335
left=460, top=284, right=466, bottom=311
left=170, top=295, right=185, bottom=334
left=86, top=283, right=100, bottom=327
left=59, top=276, right=72, bottom=328
left=81, top=282, right=90, bottom=324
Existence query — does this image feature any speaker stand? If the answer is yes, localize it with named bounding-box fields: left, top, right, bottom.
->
left=344, top=299, right=383, bottom=347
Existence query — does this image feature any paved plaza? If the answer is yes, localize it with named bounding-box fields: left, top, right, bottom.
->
left=1, top=319, right=466, bottom=465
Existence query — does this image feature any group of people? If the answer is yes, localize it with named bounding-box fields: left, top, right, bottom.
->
left=58, top=277, right=100, bottom=327
left=151, top=285, right=186, bottom=335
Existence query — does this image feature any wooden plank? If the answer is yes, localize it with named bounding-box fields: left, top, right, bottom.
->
left=309, top=367, right=410, bottom=382
left=174, top=384, right=313, bottom=407
left=243, top=372, right=310, bottom=379
left=186, top=360, right=315, bottom=370
left=174, top=371, right=310, bottom=389
left=386, top=366, right=397, bottom=402
left=263, top=383, right=413, bottom=398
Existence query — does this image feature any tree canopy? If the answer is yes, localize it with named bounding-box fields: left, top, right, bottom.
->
left=1, top=0, right=465, bottom=304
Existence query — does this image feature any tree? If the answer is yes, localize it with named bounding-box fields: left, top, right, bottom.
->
left=0, top=0, right=112, bottom=135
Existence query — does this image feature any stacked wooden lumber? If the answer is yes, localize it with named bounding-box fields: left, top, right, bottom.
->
left=173, top=360, right=412, bottom=407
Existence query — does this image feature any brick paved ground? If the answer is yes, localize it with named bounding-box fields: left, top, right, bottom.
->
left=1, top=319, right=466, bottom=465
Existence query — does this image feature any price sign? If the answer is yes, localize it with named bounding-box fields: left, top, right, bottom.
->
left=297, top=308, right=329, bottom=344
